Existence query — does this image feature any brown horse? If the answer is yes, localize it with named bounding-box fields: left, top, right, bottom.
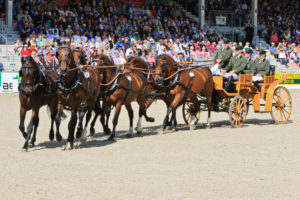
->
left=56, top=45, right=101, bottom=150
left=18, top=56, right=63, bottom=150
left=92, top=54, right=148, bottom=140
left=153, top=54, right=214, bottom=130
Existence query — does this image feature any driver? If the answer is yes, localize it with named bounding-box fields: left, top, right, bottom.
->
left=221, top=45, right=247, bottom=91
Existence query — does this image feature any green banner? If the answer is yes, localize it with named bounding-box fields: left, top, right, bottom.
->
left=275, top=73, right=300, bottom=85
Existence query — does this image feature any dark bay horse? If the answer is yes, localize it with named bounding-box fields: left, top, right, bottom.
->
left=56, top=45, right=101, bottom=150
left=18, top=56, right=62, bottom=150
left=153, top=54, right=214, bottom=130
left=92, top=54, right=148, bottom=140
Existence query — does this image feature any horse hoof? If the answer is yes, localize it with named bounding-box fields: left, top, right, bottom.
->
left=49, top=130, right=54, bottom=141
left=56, top=134, right=63, bottom=143
left=64, top=146, right=72, bottom=151
left=147, top=117, right=155, bottom=123
left=126, top=134, right=132, bottom=138
left=190, top=125, right=196, bottom=130
left=22, top=132, right=27, bottom=139
left=108, top=134, right=115, bottom=141
left=90, top=128, right=95, bottom=136
left=64, top=143, right=73, bottom=151
left=76, top=129, right=82, bottom=139
left=80, top=136, right=87, bottom=143
left=30, top=142, right=35, bottom=147
left=104, top=128, right=111, bottom=135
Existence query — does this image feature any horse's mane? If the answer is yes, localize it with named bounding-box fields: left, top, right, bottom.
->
left=157, top=54, right=177, bottom=64
left=128, top=56, right=149, bottom=69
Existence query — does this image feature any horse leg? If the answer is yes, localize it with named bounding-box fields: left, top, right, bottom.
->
left=30, top=113, right=39, bottom=147
left=23, top=107, right=39, bottom=150
left=108, top=101, right=122, bottom=141
left=90, top=102, right=101, bottom=136
left=103, top=104, right=111, bottom=135
left=19, top=105, right=27, bottom=139
left=80, top=110, right=92, bottom=143
left=65, top=110, right=78, bottom=150
left=143, top=98, right=155, bottom=122
left=136, top=98, right=147, bottom=135
left=54, top=105, right=64, bottom=143
left=48, top=105, right=55, bottom=141
left=75, top=109, right=85, bottom=140
left=163, top=93, right=184, bottom=131
left=188, top=95, right=200, bottom=130
left=125, top=103, right=134, bottom=137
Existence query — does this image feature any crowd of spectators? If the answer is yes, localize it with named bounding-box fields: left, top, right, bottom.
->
left=269, top=40, right=300, bottom=69
left=12, top=0, right=224, bottom=66
left=179, top=0, right=299, bottom=44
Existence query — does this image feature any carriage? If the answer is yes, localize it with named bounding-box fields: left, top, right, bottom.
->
left=182, top=73, right=292, bottom=127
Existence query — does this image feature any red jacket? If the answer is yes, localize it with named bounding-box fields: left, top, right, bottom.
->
left=21, top=49, right=31, bottom=56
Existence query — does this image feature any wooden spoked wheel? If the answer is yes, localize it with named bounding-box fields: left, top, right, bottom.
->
left=228, top=96, right=247, bottom=128
left=271, top=86, right=292, bottom=124
left=182, top=100, right=201, bottom=125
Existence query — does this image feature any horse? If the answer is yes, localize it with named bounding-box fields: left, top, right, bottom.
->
left=56, top=45, right=101, bottom=150
left=153, top=54, right=214, bottom=130
left=18, top=56, right=63, bottom=150
left=92, top=54, right=148, bottom=140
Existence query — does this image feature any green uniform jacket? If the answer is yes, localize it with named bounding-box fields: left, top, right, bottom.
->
left=225, top=55, right=247, bottom=74
left=251, top=58, right=270, bottom=76
left=243, top=58, right=256, bottom=74
left=215, top=47, right=233, bottom=69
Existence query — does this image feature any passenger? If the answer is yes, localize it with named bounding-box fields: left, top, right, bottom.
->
left=210, top=38, right=233, bottom=75
left=221, top=45, right=247, bottom=91
left=252, top=49, right=270, bottom=82
left=243, top=48, right=255, bottom=74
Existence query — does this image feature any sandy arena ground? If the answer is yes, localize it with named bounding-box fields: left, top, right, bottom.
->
left=0, top=90, right=299, bottom=200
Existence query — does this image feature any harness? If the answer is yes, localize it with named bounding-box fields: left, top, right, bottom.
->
left=163, top=65, right=196, bottom=102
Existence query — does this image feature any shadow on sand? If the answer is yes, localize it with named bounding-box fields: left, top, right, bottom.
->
left=31, top=118, right=293, bottom=151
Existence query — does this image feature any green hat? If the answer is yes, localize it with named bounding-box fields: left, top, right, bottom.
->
left=223, top=38, right=230, bottom=44
left=235, top=45, right=243, bottom=51
left=259, top=49, right=266, bottom=55
left=245, top=48, right=252, bottom=54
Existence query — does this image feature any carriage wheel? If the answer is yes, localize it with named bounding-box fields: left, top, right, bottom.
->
left=228, top=96, right=247, bottom=128
left=271, top=86, right=292, bottom=124
left=182, top=100, right=201, bottom=125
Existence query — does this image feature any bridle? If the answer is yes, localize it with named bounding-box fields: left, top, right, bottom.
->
left=19, top=57, right=39, bottom=95
left=57, top=45, right=72, bottom=73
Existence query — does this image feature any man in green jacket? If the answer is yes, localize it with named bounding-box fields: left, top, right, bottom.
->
left=252, top=49, right=270, bottom=82
left=214, top=38, right=233, bottom=70
left=221, top=45, right=247, bottom=90
left=243, top=48, right=255, bottom=74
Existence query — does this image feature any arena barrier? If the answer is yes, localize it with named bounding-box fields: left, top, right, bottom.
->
left=0, top=72, right=21, bottom=93
left=275, top=73, right=300, bottom=89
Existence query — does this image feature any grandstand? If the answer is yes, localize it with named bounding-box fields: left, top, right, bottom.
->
left=0, top=0, right=299, bottom=72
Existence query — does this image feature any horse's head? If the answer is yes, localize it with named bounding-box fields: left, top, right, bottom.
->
left=91, top=54, right=104, bottom=66
left=72, top=48, right=86, bottom=66
left=57, top=45, right=72, bottom=75
left=20, top=56, right=39, bottom=95
left=153, top=59, right=167, bottom=87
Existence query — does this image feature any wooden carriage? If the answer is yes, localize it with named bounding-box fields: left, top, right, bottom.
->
left=182, top=73, right=292, bottom=128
